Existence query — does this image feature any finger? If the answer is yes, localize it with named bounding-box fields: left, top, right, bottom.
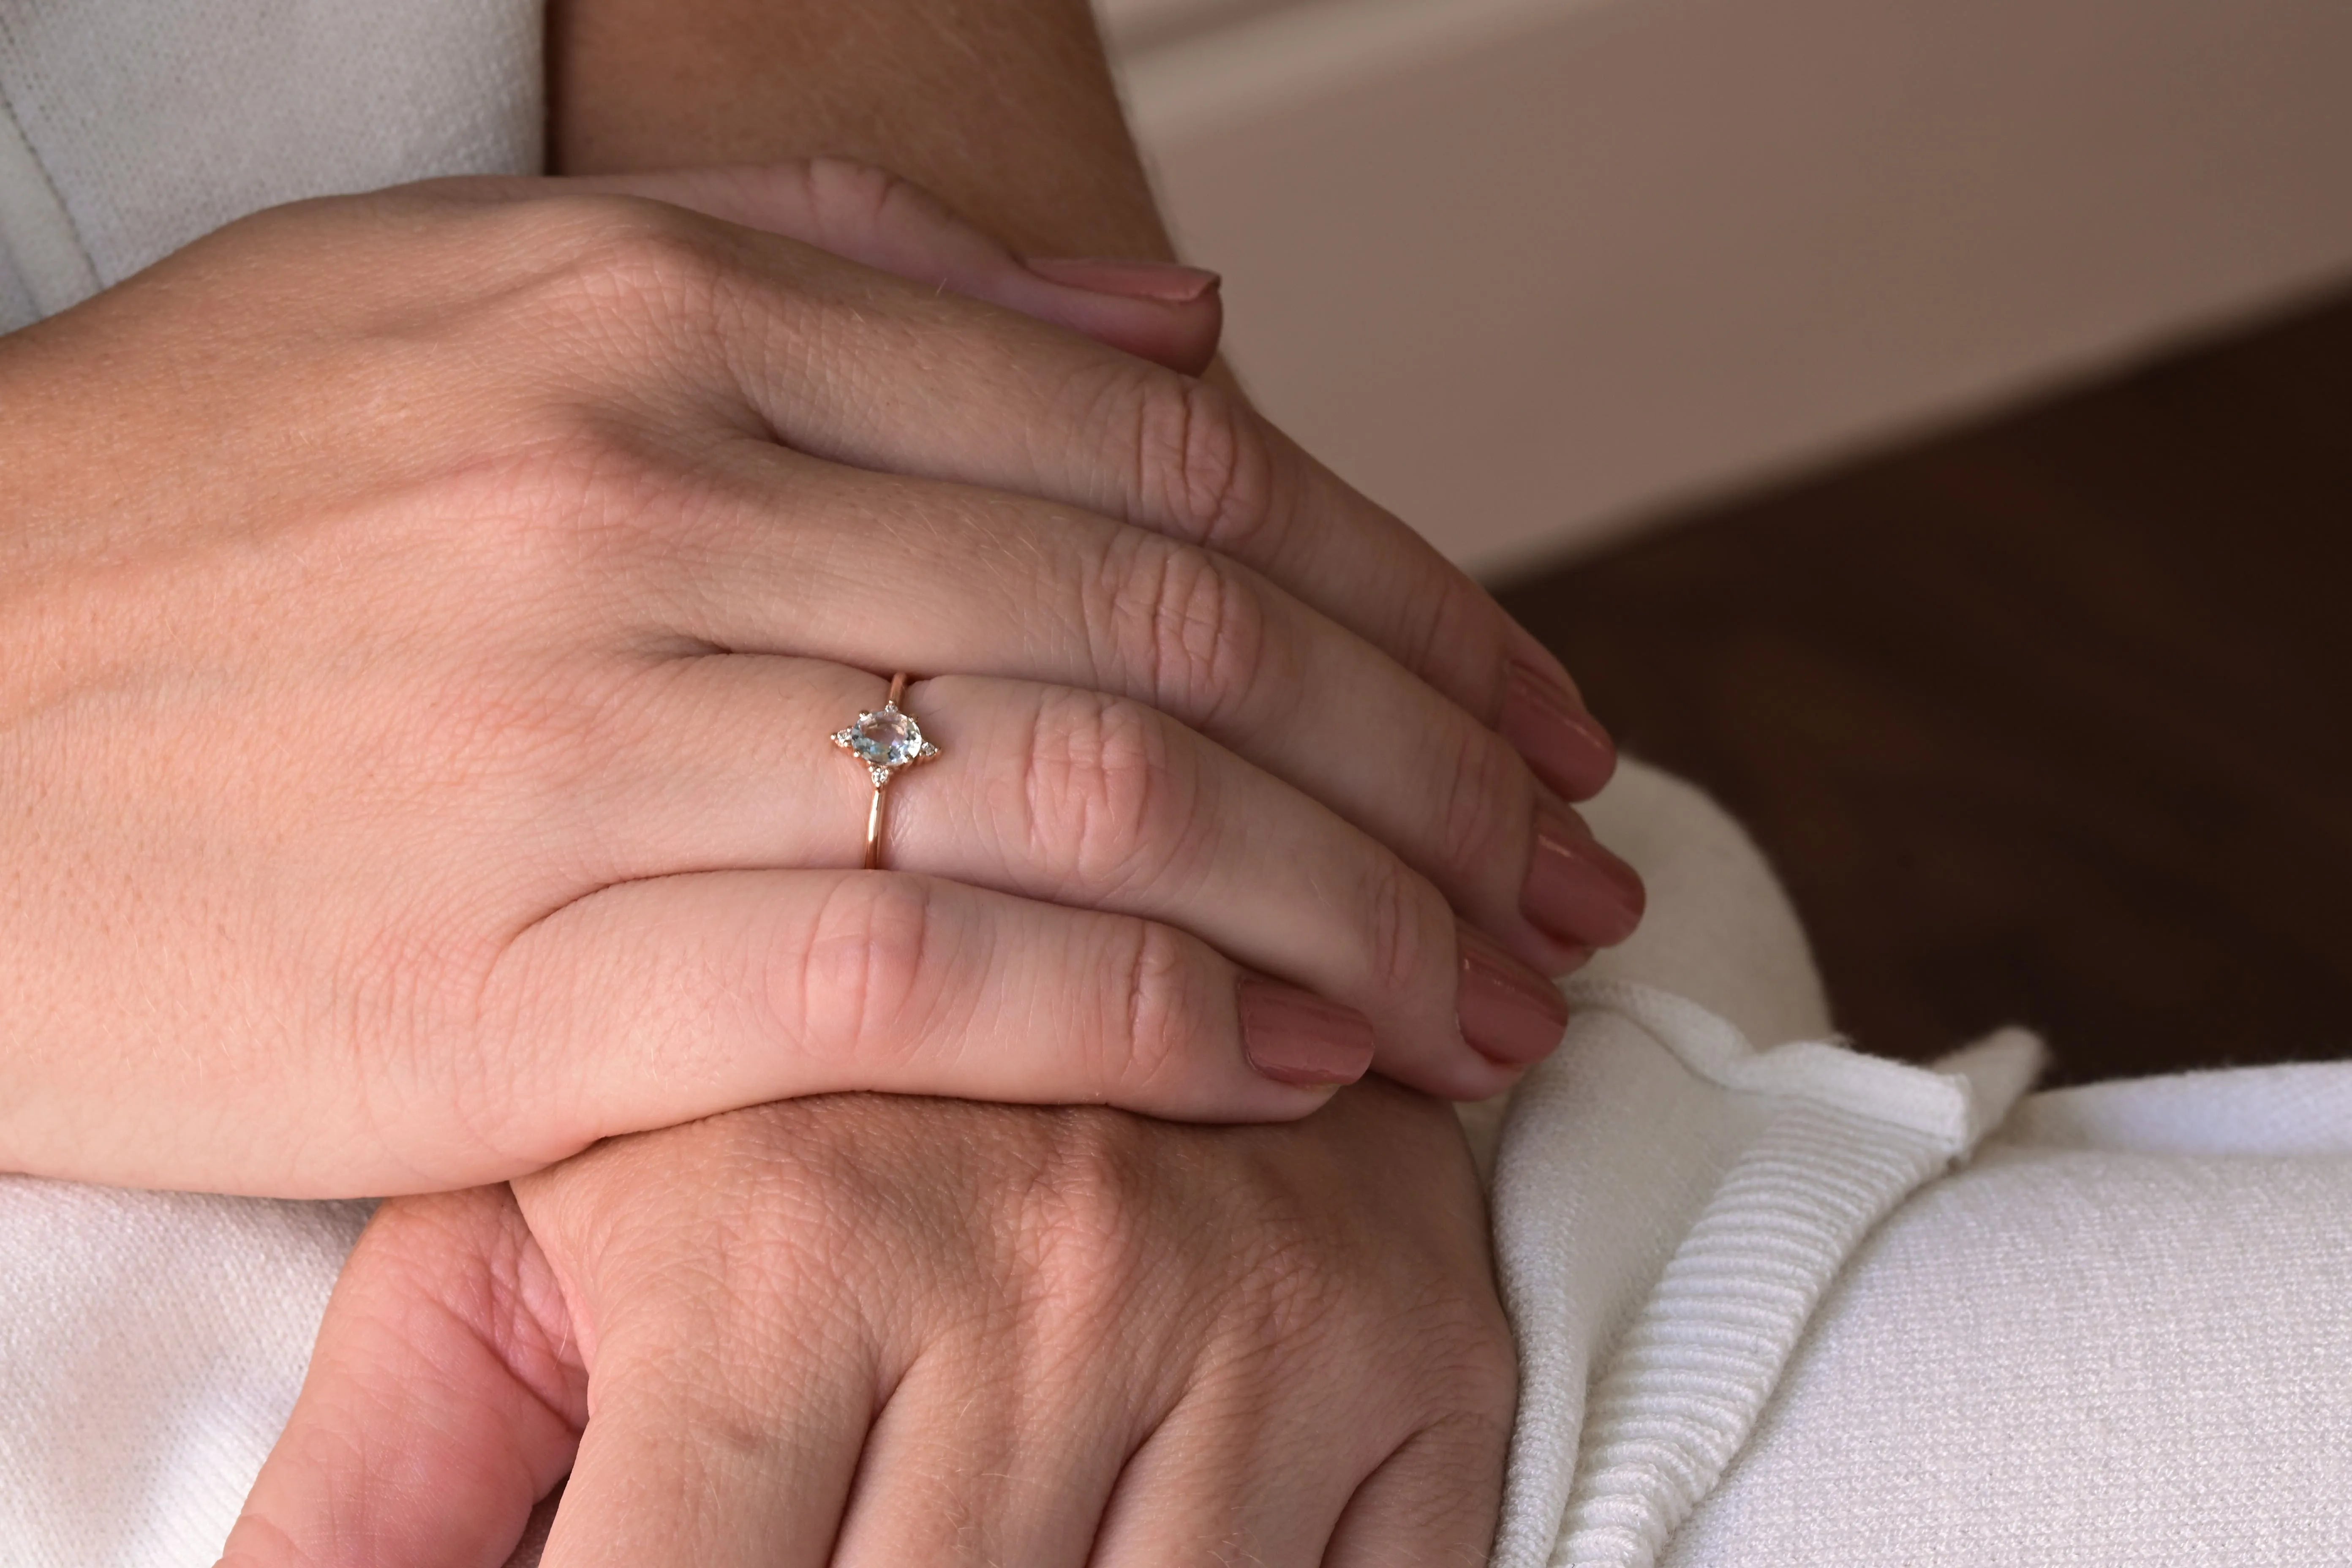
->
left=578, top=660, right=1553, bottom=1098
left=647, top=446, right=1643, bottom=968
left=1085, top=1374, right=1380, bottom=1568
left=429, top=159, right=1221, bottom=373
left=1320, top=1419, right=1511, bottom=1568
left=595, top=161, right=1223, bottom=376
left=827, top=1336, right=1134, bottom=1568
left=682, top=220, right=1615, bottom=798
left=540, top=1324, right=877, bottom=1568
left=222, top=1191, right=582, bottom=1568
left=470, top=869, right=1373, bottom=1179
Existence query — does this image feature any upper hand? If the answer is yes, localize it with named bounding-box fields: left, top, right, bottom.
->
left=225, top=1082, right=1514, bottom=1567
left=0, top=160, right=1638, bottom=1194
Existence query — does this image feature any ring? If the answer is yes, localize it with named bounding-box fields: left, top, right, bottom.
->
left=831, top=673, right=940, bottom=871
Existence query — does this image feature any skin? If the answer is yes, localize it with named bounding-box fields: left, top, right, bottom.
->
left=228, top=1084, right=1516, bottom=1568
left=547, top=0, right=1174, bottom=259
left=0, top=162, right=1636, bottom=1194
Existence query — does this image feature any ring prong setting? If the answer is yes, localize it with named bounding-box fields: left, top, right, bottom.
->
left=837, top=678, right=936, bottom=871
left=833, top=700, right=939, bottom=789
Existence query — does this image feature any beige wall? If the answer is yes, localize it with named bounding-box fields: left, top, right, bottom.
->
left=1103, top=0, right=2352, bottom=573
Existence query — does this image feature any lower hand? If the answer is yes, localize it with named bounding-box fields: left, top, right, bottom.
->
left=225, top=1083, right=1515, bottom=1567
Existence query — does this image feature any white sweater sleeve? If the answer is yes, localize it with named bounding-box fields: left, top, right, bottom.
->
left=0, top=0, right=542, bottom=332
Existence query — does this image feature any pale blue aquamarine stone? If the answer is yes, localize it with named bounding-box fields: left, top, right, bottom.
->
left=847, top=708, right=923, bottom=768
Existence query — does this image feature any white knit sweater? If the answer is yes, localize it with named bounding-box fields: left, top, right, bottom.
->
left=0, top=0, right=539, bottom=329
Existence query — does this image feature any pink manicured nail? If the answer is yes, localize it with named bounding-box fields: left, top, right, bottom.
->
left=1500, top=658, right=1617, bottom=800
left=1522, top=803, right=1646, bottom=953
left=1237, top=977, right=1376, bottom=1087
left=1023, top=256, right=1222, bottom=303
left=1456, top=923, right=1572, bottom=1066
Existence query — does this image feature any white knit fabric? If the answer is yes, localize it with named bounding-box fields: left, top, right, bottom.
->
left=0, top=1187, right=371, bottom=1565
left=1479, top=770, right=2352, bottom=1567
left=1481, top=770, right=2047, bottom=1568
left=0, top=83, right=91, bottom=322
left=1495, top=990, right=2037, bottom=1568
left=4, top=14, right=2350, bottom=1565
left=0, top=0, right=541, bottom=328
left=1658, top=1067, right=2352, bottom=1565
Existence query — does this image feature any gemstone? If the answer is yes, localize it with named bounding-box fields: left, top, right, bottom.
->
left=844, top=707, right=925, bottom=769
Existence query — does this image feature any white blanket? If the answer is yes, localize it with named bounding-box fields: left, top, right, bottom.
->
left=1489, top=768, right=2352, bottom=1568
left=1670, top=1070, right=2352, bottom=1564
left=3, top=10, right=2348, bottom=1562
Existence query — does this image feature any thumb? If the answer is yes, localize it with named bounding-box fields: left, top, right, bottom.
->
left=220, top=1190, right=585, bottom=1568
left=578, top=158, right=1223, bottom=374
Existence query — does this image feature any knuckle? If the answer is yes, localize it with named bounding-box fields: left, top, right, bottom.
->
left=1123, top=373, right=1279, bottom=554
left=1208, top=1155, right=1508, bottom=1387
left=450, top=416, right=699, bottom=590
left=801, top=155, right=922, bottom=236
left=379, top=967, right=550, bottom=1175
left=1021, top=1133, right=1148, bottom=1279
left=1359, top=851, right=1448, bottom=1003
left=1432, top=722, right=1530, bottom=874
left=1014, top=689, right=1207, bottom=896
left=489, top=195, right=733, bottom=359
left=1090, top=532, right=1275, bottom=723
left=1372, top=1419, right=1515, bottom=1568
left=1090, top=917, right=1209, bottom=1102
left=543, top=194, right=727, bottom=311
left=599, top=1238, right=868, bottom=1439
left=1416, top=1285, right=1519, bottom=1419
left=779, top=874, right=954, bottom=1065
left=462, top=380, right=721, bottom=596
left=805, top=153, right=901, bottom=210
left=1221, top=1202, right=1357, bottom=1357
left=1407, top=571, right=1517, bottom=719
left=1009, top=1122, right=1159, bottom=1328
left=425, top=667, right=652, bottom=816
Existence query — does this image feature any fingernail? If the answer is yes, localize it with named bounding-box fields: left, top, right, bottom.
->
left=1500, top=658, right=1617, bottom=800
left=1237, top=977, right=1376, bottom=1087
left=1522, top=803, right=1647, bottom=951
left=1023, top=256, right=1222, bottom=304
left=1456, top=923, right=1571, bottom=1066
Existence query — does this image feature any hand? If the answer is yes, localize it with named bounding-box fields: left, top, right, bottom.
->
left=225, top=1082, right=1514, bottom=1567
left=0, top=160, right=1637, bottom=1195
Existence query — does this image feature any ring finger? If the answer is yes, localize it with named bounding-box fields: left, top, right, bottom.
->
left=576, top=657, right=1563, bottom=1097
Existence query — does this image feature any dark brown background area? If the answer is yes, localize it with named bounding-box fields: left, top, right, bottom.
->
left=1497, top=288, right=2352, bottom=1085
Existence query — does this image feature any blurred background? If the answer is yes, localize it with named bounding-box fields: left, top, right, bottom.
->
left=1098, top=0, right=2352, bottom=1081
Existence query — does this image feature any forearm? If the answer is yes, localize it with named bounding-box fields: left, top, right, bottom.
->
left=547, top=0, right=1174, bottom=260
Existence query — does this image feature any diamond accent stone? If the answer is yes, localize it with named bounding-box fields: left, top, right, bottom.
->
left=832, top=702, right=939, bottom=784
